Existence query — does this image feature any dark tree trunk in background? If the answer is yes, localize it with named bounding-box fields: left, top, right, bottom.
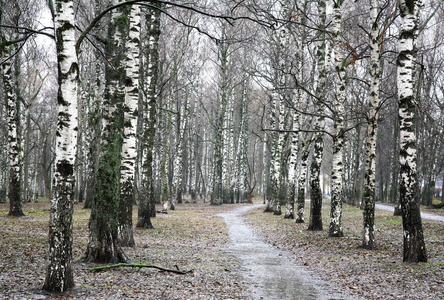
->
left=137, top=5, right=161, bottom=229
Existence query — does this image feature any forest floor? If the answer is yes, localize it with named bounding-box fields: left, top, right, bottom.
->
left=0, top=198, right=443, bottom=299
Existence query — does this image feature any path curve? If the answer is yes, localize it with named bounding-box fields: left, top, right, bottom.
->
left=219, top=204, right=355, bottom=300
left=375, top=203, right=444, bottom=222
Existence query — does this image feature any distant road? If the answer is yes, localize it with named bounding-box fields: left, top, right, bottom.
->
left=375, top=203, right=444, bottom=222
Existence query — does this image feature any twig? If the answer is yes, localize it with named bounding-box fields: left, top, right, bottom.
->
left=87, top=263, right=193, bottom=274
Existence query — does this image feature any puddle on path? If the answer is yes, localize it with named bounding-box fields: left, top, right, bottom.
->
left=219, top=204, right=355, bottom=300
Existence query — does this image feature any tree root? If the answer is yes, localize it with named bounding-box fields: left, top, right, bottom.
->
left=87, top=263, right=193, bottom=274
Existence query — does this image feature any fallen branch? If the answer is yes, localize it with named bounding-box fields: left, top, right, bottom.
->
left=87, top=263, right=193, bottom=274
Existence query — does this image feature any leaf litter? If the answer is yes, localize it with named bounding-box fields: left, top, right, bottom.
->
left=1, top=200, right=443, bottom=299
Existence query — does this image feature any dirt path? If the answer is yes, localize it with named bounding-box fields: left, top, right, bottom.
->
left=219, top=204, right=356, bottom=300
left=375, top=203, right=444, bottom=222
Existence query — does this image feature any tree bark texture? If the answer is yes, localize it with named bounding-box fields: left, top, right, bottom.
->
left=43, top=0, right=78, bottom=291
left=83, top=2, right=129, bottom=264
left=361, top=0, right=381, bottom=249
left=137, top=5, right=161, bottom=229
left=296, top=144, right=309, bottom=223
left=1, top=43, right=24, bottom=217
left=308, top=0, right=327, bottom=231
left=396, top=0, right=427, bottom=263
left=119, top=4, right=141, bottom=248
left=211, top=38, right=230, bottom=206
left=329, top=0, right=345, bottom=237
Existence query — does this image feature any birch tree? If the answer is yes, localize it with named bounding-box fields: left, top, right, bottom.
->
left=0, top=0, right=26, bottom=217
left=1, top=43, right=25, bottom=217
left=137, top=4, right=161, bottom=229
left=329, top=0, right=346, bottom=237
left=43, top=0, right=78, bottom=291
left=308, top=0, right=327, bottom=231
left=396, top=0, right=427, bottom=262
left=361, top=0, right=381, bottom=249
left=211, top=34, right=231, bottom=205
left=234, top=79, right=249, bottom=203
left=119, top=3, right=141, bottom=248
left=83, top=1, right=129, bottom=263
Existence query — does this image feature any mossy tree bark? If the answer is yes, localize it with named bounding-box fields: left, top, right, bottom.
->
left=83, top=1, right=129, bottom=264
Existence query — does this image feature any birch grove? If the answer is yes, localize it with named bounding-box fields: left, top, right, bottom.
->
left=4, top=0, right=444, bottom=291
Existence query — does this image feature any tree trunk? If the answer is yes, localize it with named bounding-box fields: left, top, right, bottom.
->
left=1, top=42, right=24, bottom=217
left=43, top=0, right=78, bottom=291
left=361, top=0, right=380, bottom=250
left=211, top=37, right=231, bottom=206
left=137, top=5, right=161, bottom=229
left=83, top=2, right=129, bottom=264
left=396, top=0, right=427, bottom=263
left=296, top=144, right=309, bottom=223
left=308, top=0, right=326, bottom=231
left=329, top=1, right=345, bottom=237
left=119, top=4, right=141, bottom=248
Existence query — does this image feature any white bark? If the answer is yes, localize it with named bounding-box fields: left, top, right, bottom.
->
left=329, top=1, right=345, bottom=237
left=222, top=94, right=234, bottom=203
left=171, top=94, right=189, bottom=208
left=44, top=0, right=78, bottom=291
left=362, top=0, right=380, bottom=249
left=119, top=3, right=141, bottom=247
left=1, top=44, right=24, bottom=216
left=397, top=0, right=427, bottom=262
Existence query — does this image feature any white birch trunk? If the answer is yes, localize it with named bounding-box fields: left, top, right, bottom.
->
left=171, top=95, right=189, bottom=208
left=1, top=44, right=24, bottom=217
left=284, top=27, right=301, bottom=219
left=43, top=0, right=78, bottom=291
left=329, top=0, right=345, bottom=237
left=296, top=142, right=309, bottom=223
left=222, top=94, right=234, bottom=203
left=396, top=0, right=427, bottom=262
left=235, top=81, right=249, bottom=203
left=273, top=93, right=286, bottom=215
left=362, top=0, right=380, bottom=249
left=119, top=4, right=141, bottom=247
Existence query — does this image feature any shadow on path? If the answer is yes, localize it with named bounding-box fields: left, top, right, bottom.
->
left=219, top=204, right=355, bottom=300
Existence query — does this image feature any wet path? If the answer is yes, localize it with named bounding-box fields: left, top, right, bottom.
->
left=219, top=204, right=352, bottom=300
left=375, top=203, right=444, bottom=222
